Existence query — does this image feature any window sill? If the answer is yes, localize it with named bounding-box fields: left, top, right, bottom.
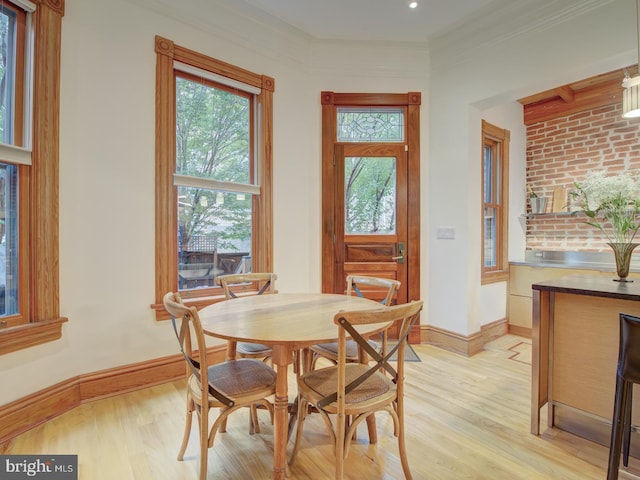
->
left=151, top=294, right=226, bottom=320
left=481, top=271, right=509, bottom=285
left=0, top=317, right=68, bottom=355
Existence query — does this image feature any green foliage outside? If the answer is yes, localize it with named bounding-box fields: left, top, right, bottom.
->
left=175, top=77, right=252, bottom=253
left=345, top=156, right=396, bottom=234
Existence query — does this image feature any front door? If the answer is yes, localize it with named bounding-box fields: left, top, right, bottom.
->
left=321, top=92, right=421, bottom=341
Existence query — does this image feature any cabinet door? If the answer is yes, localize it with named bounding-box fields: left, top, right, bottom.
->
left=508, top=295, right=533, bottom=329
left=509, top=265, right=596, bottom=297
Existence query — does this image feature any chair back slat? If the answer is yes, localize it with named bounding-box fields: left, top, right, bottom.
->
left=216, top=273, right=277, bottom=299
left=346, top=275, right=400, bottom=306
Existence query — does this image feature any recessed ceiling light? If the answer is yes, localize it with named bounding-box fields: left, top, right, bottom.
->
left=409, top=1, right=418, bottom=8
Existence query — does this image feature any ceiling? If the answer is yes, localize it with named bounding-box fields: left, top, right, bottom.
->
left=231, top=0, right=500, bottom=44
left=225, top=0, right=609, bottom=45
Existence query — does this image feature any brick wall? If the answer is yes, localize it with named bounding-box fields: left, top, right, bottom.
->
left=525, top=102, right=640, bottom=251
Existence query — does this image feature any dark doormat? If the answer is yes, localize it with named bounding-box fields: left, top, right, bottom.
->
left=387, top=342, right=421, bottom=362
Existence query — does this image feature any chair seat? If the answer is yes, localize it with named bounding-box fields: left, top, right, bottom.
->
left=188, top=358, right=276, bottom=401
left=310, top=339, right=380, bottom=362
left=298, top=364, right=396, bottom=409
left=237, top=342, right=272, bottom=356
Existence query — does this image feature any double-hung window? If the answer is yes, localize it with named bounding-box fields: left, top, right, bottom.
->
left=481, top=120, right=510, bottom=283
left=0, top=0, right=65, bottom=354
left=153, top=37, right=274, bottom=316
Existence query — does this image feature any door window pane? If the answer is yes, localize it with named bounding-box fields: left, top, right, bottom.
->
left=345, top=156, right=396, bottom=234
left=337, top=107, right=404, bottom=142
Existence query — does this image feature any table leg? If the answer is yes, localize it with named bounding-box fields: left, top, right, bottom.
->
left=271, top=345, right=292, bottom=480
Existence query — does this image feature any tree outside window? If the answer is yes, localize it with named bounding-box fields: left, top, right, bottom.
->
left=481, top=120, right=510, bottom=283
left=153, top=36, right=273, bottom=316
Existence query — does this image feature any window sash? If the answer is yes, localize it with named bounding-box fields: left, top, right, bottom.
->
left=173, top=174, right=260, bottom=195
left=174, top=61, right=261, bottom=95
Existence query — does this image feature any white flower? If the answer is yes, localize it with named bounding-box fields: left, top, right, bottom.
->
left=572, top=171, right=640, bottom=244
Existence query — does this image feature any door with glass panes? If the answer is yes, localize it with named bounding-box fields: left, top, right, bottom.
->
left=321, top=93, right=421, bottom=341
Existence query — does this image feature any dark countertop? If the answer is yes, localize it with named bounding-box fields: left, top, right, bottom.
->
left=532, top=274, right=640, bottom=301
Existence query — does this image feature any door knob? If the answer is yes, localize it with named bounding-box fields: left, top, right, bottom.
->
left=392, top=243, right=405, bottom=264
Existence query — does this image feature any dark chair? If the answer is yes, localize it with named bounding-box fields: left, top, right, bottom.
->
left=607, top=312, right=640, bottom=480
left=289, top=300, right=424, bottom=479
left=163, top=292, right=276, bottom=480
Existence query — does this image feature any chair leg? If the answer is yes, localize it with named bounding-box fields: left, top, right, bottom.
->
left=608, top=376, right=632, bottom=480
left=396, top=399, right=413, bottom=480
left=250, top=404, right=260, bottom=434
left=335, top=403, right=346, bottom=480
left=198, top=402, right=209, bottom=480
left=289, top=396, right=308, bottom=466
left=365, top=414, right=377, bottom=444
left=178, top=395, right=194, bottom=461
left=624, top=386, right=634, bottom=467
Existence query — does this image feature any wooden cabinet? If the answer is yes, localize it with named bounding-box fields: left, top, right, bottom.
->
left=530, top=276, right=640, bottom=454
left=508, top=265, right=596, bottom=336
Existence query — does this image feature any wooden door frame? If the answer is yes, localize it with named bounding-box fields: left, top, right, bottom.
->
left=320, top=91, right=421, bottom=342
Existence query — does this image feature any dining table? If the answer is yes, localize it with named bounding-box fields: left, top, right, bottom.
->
left=197, top=292, right=385, bottom=480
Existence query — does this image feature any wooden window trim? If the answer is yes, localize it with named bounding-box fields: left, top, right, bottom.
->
left=152, top=36, right=274, bottom=319
left=0, top=0, right=68, bottom=355
left=481, top=119, right=509, bottom=284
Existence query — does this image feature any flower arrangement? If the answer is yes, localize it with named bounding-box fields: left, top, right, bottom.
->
left=571, top=171, right=640, bottom=244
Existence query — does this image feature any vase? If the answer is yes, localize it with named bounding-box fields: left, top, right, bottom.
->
left=608, top=242, right=639, bottom=282
left=529, top=197, right=548, bottom=214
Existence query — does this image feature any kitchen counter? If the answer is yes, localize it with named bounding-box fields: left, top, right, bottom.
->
left=511, top=249, right=640, bottom=272
left=531, top=274, right=640, bottom=455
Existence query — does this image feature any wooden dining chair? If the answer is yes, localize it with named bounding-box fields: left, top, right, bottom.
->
left=289, top=300, right=423, bottom=480
left=308, top=275, right=401, bottom=370
left=216, top=272, right=277, bottom=363
left=163, top=292, right=277, bottom=480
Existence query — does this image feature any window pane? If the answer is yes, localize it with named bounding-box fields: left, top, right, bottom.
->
left=337, top=107, right=404, bottom=142
left=0, top=6, right=16, bottom=144
left=177, top=186, right=252, bottom=291
left=484, top=206, right=497, bottom=268
left=483, top=144, right=493, bottom=204
left=175, top=76, right=251, bottom=184
left=0, top=163, right=18, bottom=316
left=345, top=156, right=396, bottom=234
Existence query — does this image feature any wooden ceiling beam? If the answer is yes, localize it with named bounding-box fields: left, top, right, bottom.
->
left=554, top=85, right=574, bottom=104
left=519, top=66, right=635, bottom=125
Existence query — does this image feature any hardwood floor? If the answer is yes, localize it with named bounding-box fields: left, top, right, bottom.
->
left=0, top=335, right=632, bottom=479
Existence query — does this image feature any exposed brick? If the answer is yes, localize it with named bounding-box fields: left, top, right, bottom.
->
left=525, top=104, right=640, bottom=252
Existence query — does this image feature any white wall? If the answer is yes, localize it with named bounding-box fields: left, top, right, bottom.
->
left=1, top=0, right=637, bottom=405
left=427, top=0, right=638, bottom=335
left=0, top=0, right=428, bottom=404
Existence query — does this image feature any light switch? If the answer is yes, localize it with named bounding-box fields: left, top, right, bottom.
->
left=436, top=226, right=456, bottom=239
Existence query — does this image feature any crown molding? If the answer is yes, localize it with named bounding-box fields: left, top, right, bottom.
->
left=429, top=0, right=616, bottom=71
left=126, top=0, right=429, bottom=77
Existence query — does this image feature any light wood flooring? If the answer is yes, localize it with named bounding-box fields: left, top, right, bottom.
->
left=1, top=335, right=636, bottom=479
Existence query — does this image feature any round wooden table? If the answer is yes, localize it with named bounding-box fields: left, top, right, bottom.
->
left=198, top=293, right=383, bottom=480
